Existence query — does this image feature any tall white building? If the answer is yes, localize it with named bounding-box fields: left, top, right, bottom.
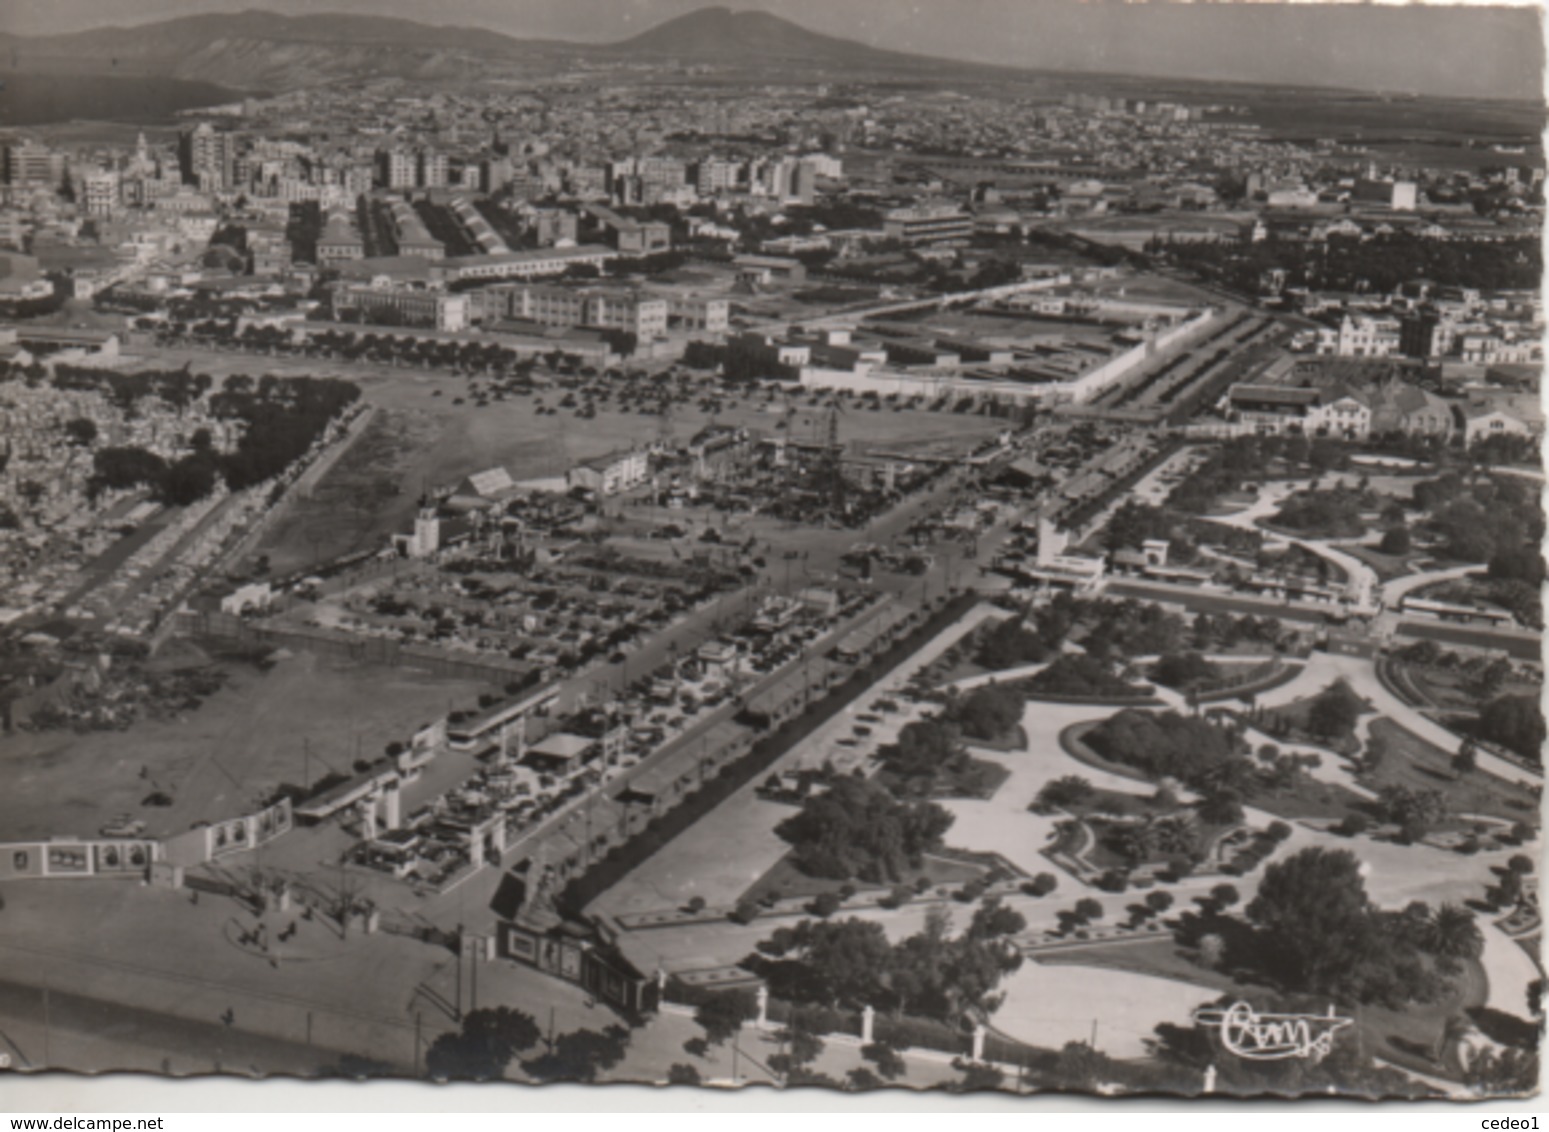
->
left=81, top=170, right=121, bottom=216
left=419, top=151, right=449, bottom=189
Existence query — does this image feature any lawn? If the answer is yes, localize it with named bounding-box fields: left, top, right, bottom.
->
left=1248, top=775, right=1368, bottom=822
left=1339, top=544, right=1416, bottom=584
left=1391, top=662, right=1542, bottom=716
left=1060, top=722, right=1159, bottom=789
left=1038, top=935, right=1487, bottom=1084
left=1194, top=659, right=1307, bottom=705
left=1364, top=717, right=1541, bottom=826
left=738, top=848, right=987, bottom=905
left=1061, top=721, right=1366, bottom=823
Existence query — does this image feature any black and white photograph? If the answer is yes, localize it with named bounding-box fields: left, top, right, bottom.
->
left=0, top=0, right=1543, bottom=1106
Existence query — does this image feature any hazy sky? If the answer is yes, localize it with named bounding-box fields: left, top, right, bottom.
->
left=2, top=0, right=1544, bottom=101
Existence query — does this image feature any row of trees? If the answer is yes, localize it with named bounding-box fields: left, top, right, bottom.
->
left=747, top=902, right=1025, bottom=1027
left=148, top=316, right=605, bottom=378
left=976, top=592, right=1212, bottom=672
left=423, top=1007, right=632, bottom=1083
left=1161, top=232, right=1542, bottom=295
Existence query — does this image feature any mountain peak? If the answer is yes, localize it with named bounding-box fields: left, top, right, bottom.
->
left=612, top=4, right=892, bottom=62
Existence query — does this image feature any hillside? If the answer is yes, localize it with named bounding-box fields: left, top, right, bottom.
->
left=0, top=4, right=1537, bottom=102
left=0, top=5, right=996, bottom=92
left=0, top=9, right=579, bottom=90
left=608, top=6, right=930, bottom=68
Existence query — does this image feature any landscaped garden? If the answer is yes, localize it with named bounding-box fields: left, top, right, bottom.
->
left=1033, top=769, right=1294, bottom=890
left=1255, top=678, right=1371, bottom=755
left=1361, top=718, right=1540, bottom=832
left=1063, top=708, right=1369, bottom=827
left=1020, top=654, right=1156, bottom=703
left=738, top=848, right=988, bottom=908
left=1038, top=846, right=1521, bottom=1093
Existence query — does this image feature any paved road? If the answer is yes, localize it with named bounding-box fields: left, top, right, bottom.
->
left=1380, top=563, right=1487, bottom=608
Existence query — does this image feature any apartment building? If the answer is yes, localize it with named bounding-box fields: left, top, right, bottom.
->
left=4, top=142, right=64, bottom=188
left=80, top=171, right=121, bottom=217
left=1313, top=315, right=1400, bottom=358
left=531, top=208, right=579, bottom=247
left=882, top=203, right=975, bottom=246
left=316, top=209, right=365, bottom=264
left=332, top=278, right=469, bottom=331
left=1224, top=383, right=1372, bottom=439
left=379, top=149, right=418, bottom=190
left=567, top=449, right=649, bottom=496
left=502, top=283, right=668, bottom=339
left=667, top=294, right=730, bottom=333
left=584, top=205, right=671, bottom=256
left=385, top=200, right=445, bottom=259
left=434, top=245, right=616, bottom=284
left=178, top=123, right=233, bottom=191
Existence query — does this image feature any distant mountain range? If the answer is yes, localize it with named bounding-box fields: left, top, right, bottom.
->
left=0, top=4, right=1540, bottom=104
left=0, top=6, right=995, bottom=93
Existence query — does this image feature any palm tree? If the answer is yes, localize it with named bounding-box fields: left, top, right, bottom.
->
left=1152, top=815, right=1199, bottom=857
left=1426, top=903, right=1485, bottom=960
left=1112, top=823, right=1156, bottom=866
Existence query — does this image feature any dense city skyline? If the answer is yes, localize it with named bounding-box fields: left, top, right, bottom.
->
left=1, top=0, right=1544, bottom=102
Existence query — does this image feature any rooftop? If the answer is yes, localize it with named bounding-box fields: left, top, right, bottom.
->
left=527, top=732, right=596, bottom=759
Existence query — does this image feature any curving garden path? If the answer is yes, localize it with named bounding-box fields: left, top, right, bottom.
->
left=1379, top=562, right=1489, bottom=610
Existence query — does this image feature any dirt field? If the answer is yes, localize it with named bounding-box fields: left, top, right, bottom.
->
left=240, top=364, right=1006, bottom=574
left=0, top=649, right=486, bottom=843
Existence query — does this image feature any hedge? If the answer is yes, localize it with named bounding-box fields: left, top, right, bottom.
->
left=765, top=999, right=864, bottom=1038
left=663, top=977, right=754, bottom=1009
left=982, top=1030, right=1045, bottom=1067
left=1020, top=690, right=1162, bottom=707
left=1194, top=659, right=1305, bottom=705
left=557, top=592, right=980, bottom=916
left=872, top=1013, right=971, bottom=1057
